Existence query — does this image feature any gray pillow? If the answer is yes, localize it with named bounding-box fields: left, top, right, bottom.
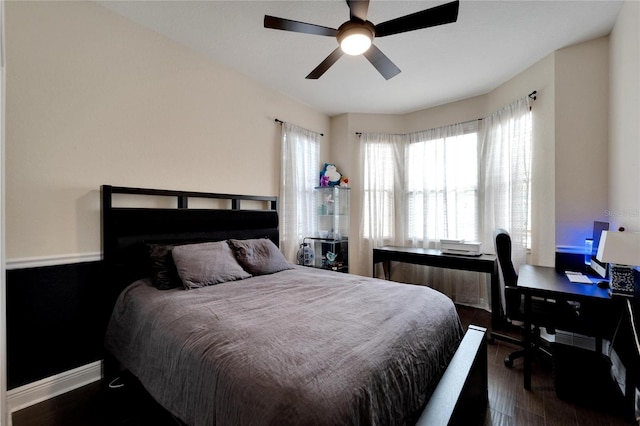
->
left=171, top=241, right=251, bottom=289
left=227, top=238, right=293, bottom=276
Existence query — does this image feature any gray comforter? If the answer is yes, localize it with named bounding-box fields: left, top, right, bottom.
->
left=104, top=266, right=463, bottom=426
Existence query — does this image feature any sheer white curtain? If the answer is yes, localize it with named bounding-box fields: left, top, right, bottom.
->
left=280, top=122, right=320, bottom=262
left=360, top=133, right=408, bottom=277
left=479, top=96, right=532, bottom=313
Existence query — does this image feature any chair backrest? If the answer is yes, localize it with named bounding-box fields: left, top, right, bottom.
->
left=494, top=228, right=518, bottom=287
left=494, top=228, right=521, bottom=318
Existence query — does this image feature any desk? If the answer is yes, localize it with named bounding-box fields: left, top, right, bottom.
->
left=517, top=265, right=613, bottom=390
left=372, top=246, right=502, bottom=329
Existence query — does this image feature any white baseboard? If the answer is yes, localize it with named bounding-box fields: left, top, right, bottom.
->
left=7, top=361, right=102, bottom=415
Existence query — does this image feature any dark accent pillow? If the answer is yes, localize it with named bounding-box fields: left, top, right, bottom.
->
left=171, top=241, right=252, bottom=289
left=147, top=243, right=183, bottom=290
left=227, top=238, right=293, bottom=276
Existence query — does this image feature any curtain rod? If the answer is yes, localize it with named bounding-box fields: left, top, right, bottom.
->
left=356, top=90, right=538, bottom=136
left=356, top=118, right=480, bottom=137
left=274, top=118, right=324, bottom=137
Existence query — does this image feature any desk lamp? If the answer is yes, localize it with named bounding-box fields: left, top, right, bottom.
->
left=596, top=231, right=640, bottom=296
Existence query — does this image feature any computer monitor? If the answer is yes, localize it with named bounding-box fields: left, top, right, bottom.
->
left=589, top=221, right=609, bottom=278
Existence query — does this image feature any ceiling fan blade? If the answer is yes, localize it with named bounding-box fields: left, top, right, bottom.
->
left=264, top=15, right=338, bottom=37
left=374, top=0, right=459, bottom=37
left=347, top=0, right=370, bottom=22
left=363, top=44, right=401, bottom=80
left=306, top=47, right=344, bottom=79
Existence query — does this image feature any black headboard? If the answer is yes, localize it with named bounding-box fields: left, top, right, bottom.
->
left=101, top=185, right=279, bottom=296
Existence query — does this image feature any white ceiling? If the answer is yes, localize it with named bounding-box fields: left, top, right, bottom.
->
left=96, top=0, right=623, bottom=116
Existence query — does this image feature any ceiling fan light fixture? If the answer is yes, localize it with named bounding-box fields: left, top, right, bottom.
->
left=341, top=32, right=371, bottom=55
left=264, top=0, right=460, bottom=79
left=338, top=22, right=374, bottom=55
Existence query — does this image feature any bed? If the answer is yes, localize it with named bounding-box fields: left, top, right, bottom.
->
left=101, top=185, right=488, bottom=426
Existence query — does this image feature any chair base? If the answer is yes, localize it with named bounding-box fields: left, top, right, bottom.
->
left=504, top=349, right=524, bottom=368
left=491, top=327, right=553, bottom=368
left=503, top=339, right=553, bottom=368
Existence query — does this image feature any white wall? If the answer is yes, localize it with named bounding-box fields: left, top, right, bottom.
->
left=5, top=0, right=330, bottom=261
left=554, top=37, right=610, bottom=248
left=403, top=94, right=487, bottom=133
left=609, top=0, right=640, bottom=233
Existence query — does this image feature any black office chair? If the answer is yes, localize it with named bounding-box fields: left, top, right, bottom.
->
left=494, top=228, right=575, bottom=367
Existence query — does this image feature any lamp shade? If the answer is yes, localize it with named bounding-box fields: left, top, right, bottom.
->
left=596, top=231, right=640, bottom=266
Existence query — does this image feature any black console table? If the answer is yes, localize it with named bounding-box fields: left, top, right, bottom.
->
left=372, top=246, right=502, bottom=330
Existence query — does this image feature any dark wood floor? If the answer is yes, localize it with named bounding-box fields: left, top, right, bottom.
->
left=11, top=305, right=632, bottom=426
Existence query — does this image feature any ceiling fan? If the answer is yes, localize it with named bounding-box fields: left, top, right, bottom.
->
left=264, top=0, right=459, bottom=80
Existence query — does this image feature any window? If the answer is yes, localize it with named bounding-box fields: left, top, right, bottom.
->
left=407, top=129, right=478, bottom=242
left=361, top=122, right=479, bottom=243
